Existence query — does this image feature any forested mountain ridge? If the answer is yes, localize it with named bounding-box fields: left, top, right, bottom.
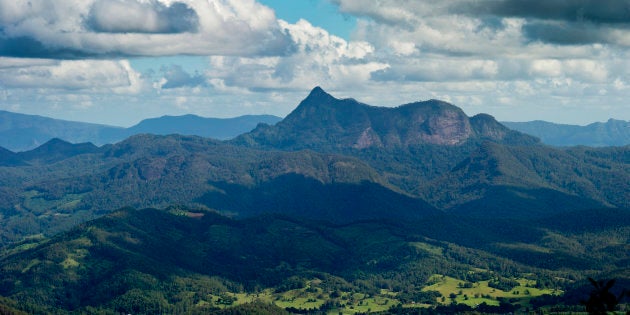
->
left=0, top=133, right=440, bottom=245
left=422, top=142, right=630, bottom=216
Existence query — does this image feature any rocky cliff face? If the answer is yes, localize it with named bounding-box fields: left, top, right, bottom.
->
left=395, top=101, right=474, bottom=145
left=234, top=87, right=538, bottom=150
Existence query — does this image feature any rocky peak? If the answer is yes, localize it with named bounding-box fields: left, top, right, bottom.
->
left=296, top=87, right=337, bottom=108
left=471, top=114, right=539, bottom=145
left=234, top=87, right=539, bottom=150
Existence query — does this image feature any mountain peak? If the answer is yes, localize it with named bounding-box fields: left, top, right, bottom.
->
left=234, top=89, right=540, bottom=149
left=308, top=86, right=327, bottom=96
left=304, top=86, right=336, bottom=102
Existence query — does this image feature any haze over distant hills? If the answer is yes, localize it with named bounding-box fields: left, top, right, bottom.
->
left=0, top=110, right=282, bottom=151
left=0, top=110, right=123, bottom=152
left=503, top=119, right=630, bottom=147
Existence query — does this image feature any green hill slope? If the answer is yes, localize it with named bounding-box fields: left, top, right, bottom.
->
left=0, top=206, right=627, bottom=314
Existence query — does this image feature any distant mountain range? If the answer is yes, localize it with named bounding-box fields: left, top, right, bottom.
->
left=0, top=110, right=282, bottom=151
left=0, top=87, right=627, bottom=314
left=503, top=119, right=630, bottom=147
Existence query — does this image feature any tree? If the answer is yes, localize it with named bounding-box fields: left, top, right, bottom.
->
left=581, top=278, right=626, bottom=315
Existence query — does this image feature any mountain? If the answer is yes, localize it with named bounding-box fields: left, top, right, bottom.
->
left=233, top=87, right=539, bottom=150
left=127, top=114, right=282, bottom=140
left=503, top=119, right=630, bottom=147
left=233, top=87, right=628, bottom=215
left=0, top=110, right=282, bottom=151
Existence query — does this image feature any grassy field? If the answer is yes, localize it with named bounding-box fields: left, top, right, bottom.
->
left=422, top=274, right=560, bottom=307
left=198, top=274, right=561, bottom=313
left=201, top=280, right=399, bottom=314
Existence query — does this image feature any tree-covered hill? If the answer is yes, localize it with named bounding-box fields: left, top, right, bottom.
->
left=0, top=134, right=407, bottom=245
left=0, top=206, right=627, bottom=314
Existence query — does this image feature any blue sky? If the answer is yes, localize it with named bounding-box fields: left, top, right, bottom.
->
left=258, top=0, right=355, bottom=39
left=0, top=0, right=629, bottom=126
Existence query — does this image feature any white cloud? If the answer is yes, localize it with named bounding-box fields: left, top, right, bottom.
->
left=89, top=0, right=178, bottom=33
left=389, top=41, right=416, bottom=56
left=0, top=0, right=291, bottom=58
left=205, top=19, right=388, bottom=91
left=0, top=58, right=143, bottom=93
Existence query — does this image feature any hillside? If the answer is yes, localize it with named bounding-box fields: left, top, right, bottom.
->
left=421, top=142, right=630, bottom=216
left=0, top=206, right=627, bottom=314
left=503, top=119, right=630, bottom=147
left=0, top=134, right=431, bottom=245
left=1, top=134, right=627, bottom=248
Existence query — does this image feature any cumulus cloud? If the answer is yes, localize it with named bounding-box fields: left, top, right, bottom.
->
left=333, top=0, right=630, bottom=47
left=0, top=58, right=142, bottom=92
left=205, top=19, right=387, bottom=91
left=455, top=0, right=630, bottom=24
left=326, top=0, right=629, bottom=87
left=159, top=65, right=205, bottom=89
left=87, top=0, right=198, bottom=34
left=0, top=0, right=291, bottom=58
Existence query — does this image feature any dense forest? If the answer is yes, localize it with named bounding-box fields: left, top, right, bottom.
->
left=0, top=206, right=628, bottom=314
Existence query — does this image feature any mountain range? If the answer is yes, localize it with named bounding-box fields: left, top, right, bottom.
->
left=0, top=87, right=628, bottom=314
left=0, top=110, right=282, bottom=151
left=503, top=119, right=630, bottom=147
